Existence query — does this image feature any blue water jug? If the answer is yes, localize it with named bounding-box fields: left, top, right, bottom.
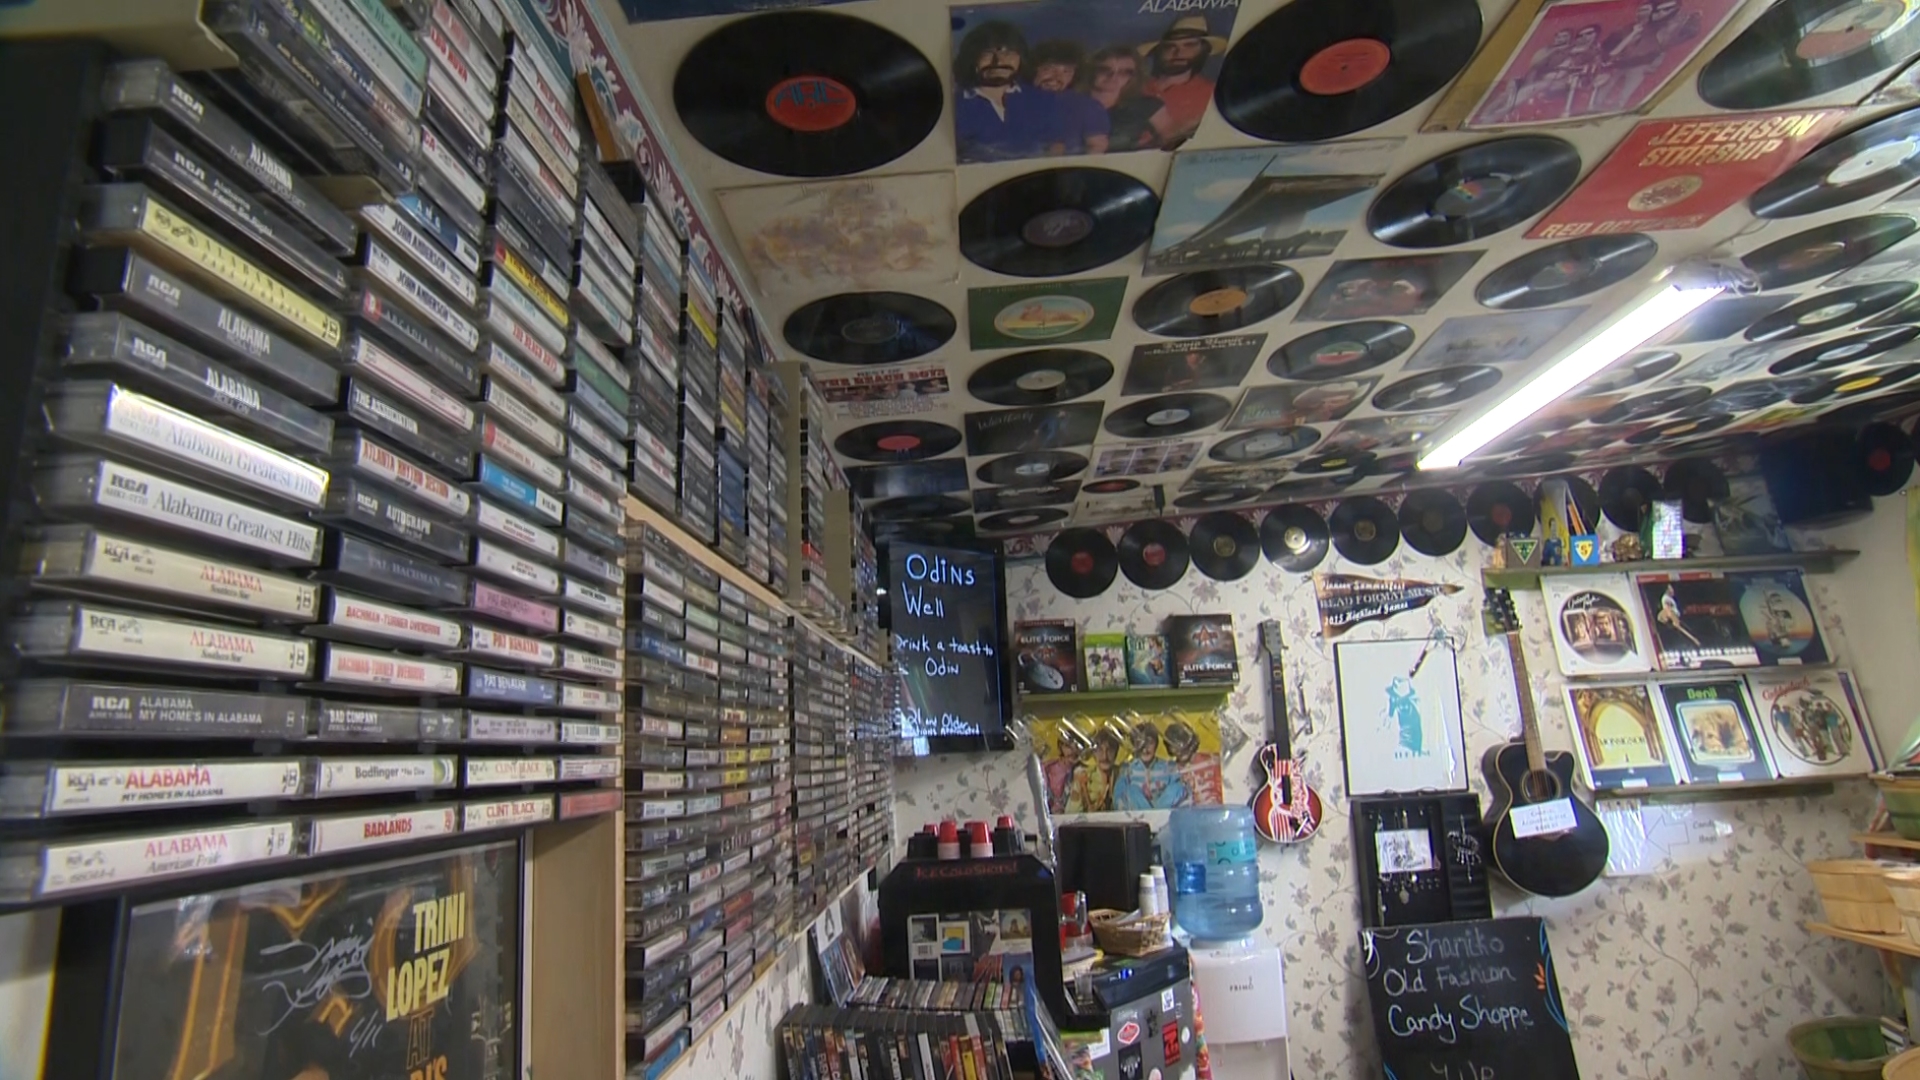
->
left=1166, top=805, right=1263, bottom=943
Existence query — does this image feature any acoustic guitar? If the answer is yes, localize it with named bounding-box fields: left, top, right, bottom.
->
left=1481, top=588, right=1610, bottom=897
left=1251, top=620, right=1322, bottom=843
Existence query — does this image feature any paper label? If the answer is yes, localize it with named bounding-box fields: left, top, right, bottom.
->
left=1374, top=828, right=1436, bottom=873
left=315, top=756, right=456, bottom=794
left=462, top=796, right=554, bottom=830
left=347, top=435, right=469, bottom=515
left=47, top=759, right=303, bottom=811
left=351, top=336, right=474, bottom=431
left=466, top=713, right=559, bottom=743
left=40, top=820, right=295, bottom=894
left=72, top=531, right=317, bottom=617
left=82, top=455, right=318, bottom=561
left=97, top=387, right=328, bottom=506
left=1510, top=798, right=1579, bottom=839
left=558, top=756, right=621, bottom=781
left=72, top=608, right=313, bottom=675
left=328, top=592, right=463, bottom=649
left=466, top=757, right=557, bottom=785
left=469, top=624, right=558, bottom=667
left=308, top=806, right=457, bottom=852
left=324, top=644, right=460, bottom=693
left=136, top=198, right=342, bottom=348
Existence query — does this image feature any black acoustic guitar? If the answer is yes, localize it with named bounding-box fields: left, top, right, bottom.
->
left=1482, top=588, right=1610, bottom=898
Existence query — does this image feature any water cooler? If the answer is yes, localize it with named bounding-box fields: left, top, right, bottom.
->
left=1168, top=807, right=1291, bottom=1080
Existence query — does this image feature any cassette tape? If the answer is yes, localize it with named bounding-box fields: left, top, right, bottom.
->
left=490, top=211, right=572, bottom=304
left=468, top=538, right=560, bottom=596
left=581, top=166, right=640, bottom=256
left=396, top=190, right=482, bottom=275
left=559, top=539, right=621, bottom=588
left=630, top=794, right=687, bottom=822
left=338, top=378, right=476, bottom=477
left=0, top=757, right=307, bottom=818
left=307, top=804, right=459, bottom=854
left=314, top=589, right=464, bottom=650
left=556, top=646, right=620, bottom=684
left=629, top=470, right=677, bottom=519
left=558, top=755, right=620, bottom=782
left=312, top=755, right=456, bottom=797
left=562, top=511, right=624, bottom=561
left=561, top=475, right=619, bottom=527
left=5, top=679, right=309, bottom=739
left=481, top=340, right=566, bottom=420
left=356, top=238, right=479, bottom=353
left=488, top=239, right=569, bottom=330
left=343, top=335, right=476, bottom=438
left=26, top=524, right=318, bottom=623
left=566, top=441, right=624, bottom=498
left=561, top=577, right=622, bottom=620
left=496, top=122, right=573, bottom=236
left=568, top=408, right=627, bottom=471
left=559, top=787, right=623, bottom=819
left=427, top=1, right=496, bottom=93
left=423, top=82, right=492, bottom=176
left=559, top=683, right=621, bottom=714
left=462, top=794, right=554, bottom=831
left=329, top=430, right=469, bottom=519
left=422, top=27, right=492, bottom=139
left=465, top=664, right=558, bottom=707
left=416, top=122, right=487, bottom=216
left=478, top=378, right=565, bottom=457
left=468, top=580, right=559, bottom=634
left=502, top=98, right=576, bottom=209
left=465, top=712, right=559, bottom=744
left=10, top=599, right=314, bottom=677
left=2, top=818, right=297, bottom=901
left=312, top=700, right=463, bottom=741
left=320, top=642, right=462, bottom=695
left=492, top=168, right=571, bottom=273
left=483, top=418, right=566, bottom=490
left=569, top=384, right=628, bottom=448
left=465, top=756, right=557, bottom=787
left=628, top=741, right=685, bottom=770
left=572, top=276, right=630, bottom=347
left=474, top=458, right=563, bottom=527
left=561, top=720, right=622, bottom=746
left=482, top=266, right=566, bottom=356
left=473, top=496, right=560, bottom=560
left=321, top=475, right=472, bottom=563
left=321, top=532, right=469, bottom=608
left=466, top=623, right=557, bottom=668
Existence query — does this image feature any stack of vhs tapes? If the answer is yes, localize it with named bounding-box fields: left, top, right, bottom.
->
left=776, top=1002, right=1018, bottom=1080
left=631, top=185, right=685, bottom=515
left=679, top=256, right=721, bottom=544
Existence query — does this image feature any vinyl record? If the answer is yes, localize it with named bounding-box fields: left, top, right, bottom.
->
left=785, top=291, right=956, bottom=364
left=834, top=420, right=962, bottom=463
left=1174, top=486, right=1262, bottom=509
left=1397, top=488, right=1468, bottom=556
left=1261, top=504, right=1331, bottom=571
left=975, top=451, right=1089, bottom=487
left=1330, top=495, right=1400, bottom=564
left=1189, top=512, right=1260, bottom=581
left=1270, top=321, right=1415, bottom=381
left=1751, top=107, right=1920, bottom=218
left=1865, top=294, right=1920, bottom=329
left=1133, top=265, right=1304, bottom=338
left=1793, top=362, right=1920, bottom=403
left=1368, top=137, right=1582, bottom=249
left=874, top=517, right=975, bottom=545
left=1575, top=351, right=1683, bottom=396
left=1209, top=426, right=1323, bottom=463
left=1104, top=392, right=1233, bottom=439
left=1626, top=413, right=1735, bottom=444
left=1596, top=385, right=1714, bottom=423
left=1769, top=325, right=1920, bottom=374
left=1483, top=452, right=1579, bottom=479
left=979, top=508, right=1068, bottom=533
left=1742, top=215, right=1918, bottom=289
left=1746, top=283, right=1918, bottom=341
left=1372, top=365, right=1502, bottom=412
left=672, top=11, right=941, bottom=177
left=1598, top=466, right=1661, bottom=531
left=1294, top=449, right=1377, bottom=475
left=1691, top=379, right=1796, bottom=414
left=1828, top=387, right=1920, bottom=425
left=1045, top=528, right=1119, bottom=598
left=1477, top=235, right=1661, bottom=309
left=1662, top=458, right=1729, bottom=523
left=1466, top=480, right=1536, bottom=544
left=1538, top=473, right=1603, bottom=533
left=1856, top=421, right=1915, bottom=495
left=974, top=483, right=1079, bottom=513
left=1118, top=519, right=1191, bottom=589
left=868, top=494, right=971, bottom=521
left=959, top=168, right=1159, bottom=277
left=848, top=460, right=969, bottom=500
left=1083, top=478, right=1142, bottom=494
left=1215, top=0, right=1483, bottom=142
left=967, top=349, right=1112, bottom=406
left=1697, top=0, right=1920, bottom=111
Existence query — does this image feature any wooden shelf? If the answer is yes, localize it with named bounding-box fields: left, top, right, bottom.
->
left=1483, top=549, right=1859, bottom=589
left=1808, top=922, right=1920, bottom=958
left=1854, top=833, right=1920, bottom=852
left=1016, top=685, right=1232, bottom=716
left=1593, top=776, right=1846, bottom=803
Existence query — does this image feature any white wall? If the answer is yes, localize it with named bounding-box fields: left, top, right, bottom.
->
left=0, top=908, right=55, bottom=1080
left=1799, top=490, right=1920, bottom=756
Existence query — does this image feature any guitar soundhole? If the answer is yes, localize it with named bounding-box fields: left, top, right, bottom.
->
left=1521, top=770, right=1561, bottom=803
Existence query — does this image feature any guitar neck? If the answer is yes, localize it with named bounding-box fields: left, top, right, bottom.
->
left=1505, top=629, right=1547, bottom=775
left=1266, top=648, right=1292, bottom=758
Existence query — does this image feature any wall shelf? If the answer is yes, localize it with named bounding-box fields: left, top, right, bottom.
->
left=1016, top=685, right=1232, bottom=716
left=1808, top=922, right=1920, bottom=959
left=1592, top=776, right=1848, bottom=803
left=1854, top=832, right=1920, bottom=852
left=1483, top=549, right=1859, bottom=589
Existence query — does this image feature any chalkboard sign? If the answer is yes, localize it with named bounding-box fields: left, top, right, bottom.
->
left=887, top=542, right=1009, bottom=753
left=1361, top=916, right=1580, bottom=1080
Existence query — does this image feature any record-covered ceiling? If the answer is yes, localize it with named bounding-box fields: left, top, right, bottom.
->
left=594, top=0, right=1920, bottom=545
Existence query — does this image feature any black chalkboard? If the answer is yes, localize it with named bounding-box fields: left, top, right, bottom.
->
left=1361, top=916, right=1581, bottom=1080
left=886, top=542, right=1009, bottom=752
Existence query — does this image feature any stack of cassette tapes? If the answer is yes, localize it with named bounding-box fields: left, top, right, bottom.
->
left=714, top=306, right=751, bottom=567
left=630, top=183, right=685, bottom=516
left=625, top=523, right=793, bottom=1078
left=770, top=363, right=843, bottom=621
left=744, top=341, right=773, bottom=583
left=849, top=526, right=881, bottom=661
left=679, top=258, right=721, bottom=545
left=789, top=625, right=848, bottom=921
left=763, top=349, right=792, bottom=595
left=848, top=658, right=893, bottom=872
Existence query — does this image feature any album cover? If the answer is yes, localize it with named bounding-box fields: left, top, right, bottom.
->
left=949, top=0, right=1244, bottom=164
left=1122, top=335, right=1264, bottom=395
left=1083, top=632, right=1129, bottom=690
left=1543, top=574, right=1656, bottom=676
left=967, top=278, right=1128, bottom=350
left=717, top=172, right=958, bottom=298
left=1838, top=671, right=1884, bottom=770
left=1527, top=110, right=1847, bottom=238
left=1726, top=569, right=1829, bottom=666
left=1404, top=309, right=1585, bottom=370
left=1091, top=438, right=1201, bottom=477
left=1564, top=682, right=1677, bottom=790
left=1167, top=613, right=1238, bottom=686
left=1227, top=380, right=1378, bottom=428
left=1710, top=474, right=1792, bottom=556
left=964, top=402, right=1105, bottom=455
left=1184, top=464, right=1294, bottom=489
left=1657, top=342, right=1782, bottom=386
left=1014, top=619, right=1079, bottom=693
left=1126, top=632, right=1171, bottom=686
left=1031, top=710, right=1224, bottom=812
left=1145, top=141, right=1402, bottom=273
left=1747, top=669, right=1877, bottom=778
left=1296, top=253, right=1483, bottom=322
left=1319, top=413, right=1457, bottom=456
left=815, top=363, right=952, bottom=419
left=1637, top=573, right=1761, bottom=669
left=1076, top=488, right=1165, bottom=525
left=1655, top=677, right=1775, bottom=783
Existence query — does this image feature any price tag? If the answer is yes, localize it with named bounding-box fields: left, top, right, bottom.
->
left=1511, top=798, right=1578, bottom=839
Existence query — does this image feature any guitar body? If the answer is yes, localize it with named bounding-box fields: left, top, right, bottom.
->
left=1251, top=744, right=1322, bottom=843
left=1482, top=742, right=1611, bottom=898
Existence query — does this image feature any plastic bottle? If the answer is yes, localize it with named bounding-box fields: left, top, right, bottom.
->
left=1166, top=805, right=1263, bottom=943
left=1138, top=872, right=1161, bottom=917
left=1150, top=865, right=1169, bottom=916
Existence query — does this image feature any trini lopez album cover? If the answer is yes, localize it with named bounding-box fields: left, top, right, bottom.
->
left=1564, top=682, right=1677, bottom=790
left=1635, top=573, right=1761, bottom=669
left=1746, top=668, right=1878, bottom=779
left=1656, top=677, right=1776, bottom=784
left=1014, top=619, right=1079, bottom=693
left=1167, top=614, right=1238, bottom=686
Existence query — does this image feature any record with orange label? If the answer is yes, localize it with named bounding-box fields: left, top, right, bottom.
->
left=1133, top=266, right=1304, bottom=338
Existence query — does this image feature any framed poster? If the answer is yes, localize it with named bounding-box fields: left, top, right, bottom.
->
left=1655, top=677, right=1776, bottom=784
left=1747, top=669, right=1878, bottom=779
left=108, top=840, right=522, bottom=1080
left=1564, top=682, right=1677, bottom=790
left=1337, top=634, right=1467, bottom=796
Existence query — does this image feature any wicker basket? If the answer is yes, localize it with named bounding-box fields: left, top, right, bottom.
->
left=1875, top=775, right=1920, bottom=841
left=1885, top=869, right=1920, bottom=942
left=1809, top=859, right=1905, bottom=935
left=1885, top=1046, right=1920, bottom=1080
left=1090, top=909, right=1171, bottom=957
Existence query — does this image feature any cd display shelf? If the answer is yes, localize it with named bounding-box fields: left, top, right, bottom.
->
left=1482, top=549, right=1859, bottom=589
left=1015, top=685, right=1233, bottom=717
left=1590, top=776, right=1842, bottom=803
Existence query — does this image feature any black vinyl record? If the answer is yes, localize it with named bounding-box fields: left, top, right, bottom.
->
left=1751, top=107, right=1920, bottom=218
left=1330, top=495, right=1400, bottom=564
left=1698, top=0, right=1920, bottom=111
left=1372, top=365, right=1502, bottom=412
left=1482, top=452, right=1578, bottom=478
left=1104, top=392, right=1233, bottom=439
left=868, top=494, right=971, bottom=521
left=1742, top=214, right=1918, bottom=289
left=1599, top=466, right=1661, bottom=531
left=967, top=349, right=1112, bottom=406
left=1215, top=0, right=1482, bottom=142
left=1828, top=387, right=1920, bottom=425
left=959, top=168, right=1159, bottom=278
left=1117, top=519, right=1191, bottom=589
left=1397, top=488, right=1468, bottom=556
left=1595, top=386, right=1714, bottom=423
left=1209, top=426, right=1323, bottom=463
left=1770, top=325, right=1920, bottom=374
left=1262, top=504, right=1332, bottom=571
left=975, top=451, right=1089, bottom=487
left=1477, top=234, right=1660, bottom=309
left=785, top=291, right=956, bottom=364
left=1270, top=321, right=1415, bottom=381
left=1189, top=512, right=1260, bottom=581
left=1466, top=480, right=1536, bottom=544
left=834, top=420, right=961, bottom=463
left=1662, top=458, right=1729, bottom=523
left=1626, top=414, right=1736, bottom=444
left=1540, top=473, right=1603, bottom=532
left=974, top=483, right=1080, bottom=513
left=672, top=11, right=941, bottom=177
left=1575, top=350, right=1683, bottom=396
left=1859, top=421, right=1917, bottom=495
left=1746, top=283, right=1918, bottom=341
left=848, top=460, right=969, bottom=500
left=1368, top=137, right=1582, bottom=248
left=1294, top=449, right=1377, bottom=475
left=874, top=517, right=976, bottom=545
left=979, top=508, right=1068, bottom=532
left=1133, top=265, right=1304, bottom=338
left=1174, top=486, right=1262, bottom=509
left=1692, top=379, right=1798, bottom=414
left=1083, top=478, right=1141, bottom=494
left=1794, top=362, right=1920, bottom=403
left=1045, top=528, right=1119, bottom=598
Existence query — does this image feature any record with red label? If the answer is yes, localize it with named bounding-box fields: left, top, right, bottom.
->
left=1105, top=392, right=1234, bottom=439
left=1750, top=107, right=1920, bottom=217
left=1330, top=495, right=1400, bottom=564
left=1214, top=0, right=1482, bottom=142
left=967, top=349, right=1112, bottom=406
left=1466, top=480, right=1536, bottom=544
left=1745, top=283, right=1917, bottom=340
left=1133, top=266, right=1304, bottom=338
left=1189, top=512, right=1261, bottom=580
left=1858, top=421, right=1916, bottom=494
left=976, top=451, right=1089, bottom=487
left=1372, top=365, right=1502, bottom=411
left=1262, top=503, right=1332, bottom=571
left=1477, top=235, right=1660, bottom=309
left=980, top=508, right=1069, bottom=533
left=1397, top=488, right=1468, bottom=555
left=834, top=420, right=962, bottom=462
left=1369, top=137, right=1582, bottom=248
left=1697, top=0, right=1920, bottom=111
left=1742, top=214, right=1918, bottom=288
left=959, top=167, right=1160, bottom=278
left=1270, top=321, right=1415, bottom=381
left=1045, top=527, right=1119, bottom=598
left=672, top=11, right=941, bottom=177
left=785, top=291, right=956, bottom=364
left=1119, top=519, right=1191, bottom=589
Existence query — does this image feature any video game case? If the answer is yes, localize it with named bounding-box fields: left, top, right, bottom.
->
left=1, top=818, right=297, bottom=901
left=23, top=524, right=320, bottom=622
left=320, top=531, right=468, bottom=608
left=322, top=474, right=472, bottom=562
left=34, top=455, right=321, bottom=566
left=463, top=794, right=555, bottom=831
left=479, top=378, right=567, bottom=457
left=321, top=641, right=462, bottom=694
left=313, top=755, right=457, bottom=798
left=330, top=429, right=470, bottom=519
left=469, top=579, right=560, bottom=634
left=474, top=457, right=564, bottom=527
left=312, top=699, right=462, bottom=740
left=313, top=588, right=465, bottom=650
left=10, top=599, right=316, bottom=677
left=307, top=803, right=459, bottom=853
left=467, top=664, right=559, bottom=707
left=338, top=377, right=476, bottom=477
left=4, top=679, right=310, bottom=739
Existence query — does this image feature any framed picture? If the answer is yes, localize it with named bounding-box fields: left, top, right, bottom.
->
left=1337, top=634, right=1467, bottom=796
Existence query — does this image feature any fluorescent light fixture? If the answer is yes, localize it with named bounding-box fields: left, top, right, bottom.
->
left=1418, top=280, right=1725, bottom=470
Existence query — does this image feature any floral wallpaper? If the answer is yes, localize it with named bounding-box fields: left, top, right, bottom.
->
left=895, top=530, right=1891, bottom=1080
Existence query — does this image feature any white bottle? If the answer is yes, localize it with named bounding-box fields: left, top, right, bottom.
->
left=1139, top=872, right=1162, bottom=917
left=1150, top=865, right=1169, bottom=916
